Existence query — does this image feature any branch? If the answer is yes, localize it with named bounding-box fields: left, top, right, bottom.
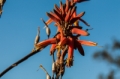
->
left=0, top=47, right=46, bottom=78
left=0, top=25, right=60, bottom=78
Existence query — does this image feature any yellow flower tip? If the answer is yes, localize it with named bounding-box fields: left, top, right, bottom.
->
left=56, top=45, right=61, bottom=51
left=34, top=44, right=41, bottom=50
left=56, top=45, right=60, bottom=48
left=56, top=45, right=62, bottom=57
left=94, top=43, right=98, bottom=46
left=66, top=58, right=73, bottom=67
left=91, top=42, right=97, bottom=46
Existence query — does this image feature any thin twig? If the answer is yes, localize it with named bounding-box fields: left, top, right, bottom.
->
left=0, top=47, right=45, bottom=78
left=0, top=25, right=59, bottom=78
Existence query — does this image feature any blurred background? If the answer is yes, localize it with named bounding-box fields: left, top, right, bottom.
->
left=0, top=0, right=120, bottom=79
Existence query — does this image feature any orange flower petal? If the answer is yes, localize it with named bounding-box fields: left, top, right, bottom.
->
left=68, top=37, right=74, bottom=59
left=78, top=40, right=97, bottom=46
left=74, top=0, right=89, bottom=3
left=50, top=11, right=61, bottom=21
left=54, top=4, right=61, bottom=12
left=71, top=27, right=89, bottom=36
left=65, top=8, right=71, bottom=22
left=77, top=11, right=85, bottom=17
left=50, top=44, right=57, bottom=55
left=59, top=37, right=68, bottom=46
left=60, top=1, right=65, bottom=16
left=65, top=0, right=70, bottom=12
left=70, top=6, right=77, bottom=18
left=46, top=12, right=60, bottom=23
left=36, top=38, right=57, bottom=48
left=46, top=18, right=53, bottom=26
left=53, top=9, right=63, bottom=21
left=70, top=16, right=80, bottom=24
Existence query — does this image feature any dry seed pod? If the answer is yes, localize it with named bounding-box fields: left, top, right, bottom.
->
left=40, top=65, right=51, bottom=79
left=41, top=18, right=51, bottom=38
left=52, top=52, right=56, bottom=79
left=34, top=27, right=40, bottom=45
left=0, top=0, right=6, bottom=17
left=55, top=58, right=60, bottom=79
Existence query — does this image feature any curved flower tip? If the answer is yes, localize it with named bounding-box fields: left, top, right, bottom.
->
left=74, top=0, right=89, bottom=3
left=50, top=44, right=56, bottom=55
left=46, top=12, right=60, bottom=23
left=78, top=40, right=97, bottom=46
left=65, top=8, right=71, bottom=22
left=77, top=11, right=85, bottom=17
left=65, top=0, right=70, bottom=12
left=66, top=58, right=73, bottom=67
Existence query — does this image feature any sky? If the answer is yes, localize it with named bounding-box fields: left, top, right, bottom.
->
left=0, top=0, right=120, bottom=79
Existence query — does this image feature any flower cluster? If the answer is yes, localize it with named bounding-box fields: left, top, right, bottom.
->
left=35, top=0, right=97, bottom=78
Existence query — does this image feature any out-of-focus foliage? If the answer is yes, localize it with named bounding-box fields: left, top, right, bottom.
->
left=112, top=39, right=120, bottom=50
left=93, top=39, right=120, bottom=79
left=98, top=70, right=114, bottom=79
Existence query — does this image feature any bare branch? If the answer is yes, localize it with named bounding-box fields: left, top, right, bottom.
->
left=0, top=47, right=46, bottom=78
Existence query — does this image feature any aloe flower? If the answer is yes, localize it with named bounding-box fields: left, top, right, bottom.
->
left=35, top=0, right=97, bottom=67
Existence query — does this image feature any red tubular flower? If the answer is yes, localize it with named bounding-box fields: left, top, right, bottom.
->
left=37, top=0, right=97, bottom=69
left=54, top=4, right=61, bottom=12
left=70, top=6, right=77, bottom=17
left=56, top=36, right=68, bottom=57
left=50, top=44, right=57, bottom=55
left=66, top=37, right=74, bottom=67
left=68, top=37, right=74, bottom=59
left=72, top=11, right=85, bottom=26
left=36, top=38, right=57, bottom=48
left=46, top=12, right=60, bottom=23
left=71, top=27, right=89, bottom=36
left=50, top=11, right=62, bottom=21
left=53, top=9, right=64, bottom=21
left=58, top=37, right=68, bottom=46
left=45, top=18, right=53, bottom=26
left=73, top=0, right=89, bottom=3
left=65, top=0, right=70, bottom=12
left=60, top=1, right=65, bottom=16
left=55, top=33, right=61, bottom=41
left=74, top=39, right=97, bottom=56
left=65, top=8, right=71, bottom=22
